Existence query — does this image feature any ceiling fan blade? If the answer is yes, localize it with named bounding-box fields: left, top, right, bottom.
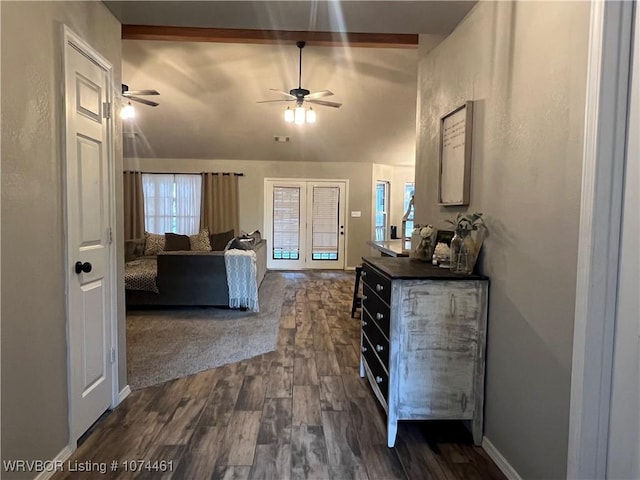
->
left=125, top=89, right=160, bottom=96
left=128, top=96, right=159, bottom=107
left=269, top=88, right=296, bottom=99
left=305, top=90, right=334, bottom=100
left=307, top=99, right=342, bottom=108
left=256, top=99, right=295, bottom=104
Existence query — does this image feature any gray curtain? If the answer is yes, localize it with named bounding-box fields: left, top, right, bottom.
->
left=123, top=171, right=145, bottom=239
left=200, top=173, right=240, bottom=235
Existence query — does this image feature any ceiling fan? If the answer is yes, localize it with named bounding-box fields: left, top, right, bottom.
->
left=121, top=84, right=160, bottom=107
left=257, top=41, right=342, bottom=117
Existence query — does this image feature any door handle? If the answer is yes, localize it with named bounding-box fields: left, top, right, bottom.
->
left=75, top=261, right=92, bottom=274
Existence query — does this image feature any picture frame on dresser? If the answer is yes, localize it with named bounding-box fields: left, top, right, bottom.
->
left=438, top=101, right=473, bottom=206
left=434, top=228, right=454, bottom=246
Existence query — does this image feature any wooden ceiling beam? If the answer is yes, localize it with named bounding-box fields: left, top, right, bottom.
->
left=122, top=25, right=418, bottom=48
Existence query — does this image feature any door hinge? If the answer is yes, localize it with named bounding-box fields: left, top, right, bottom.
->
left=103, top=102, right=111, bottom=119
left=107, top=227, right=113, bottom=244
left=110, top=347, right=116, bottom=364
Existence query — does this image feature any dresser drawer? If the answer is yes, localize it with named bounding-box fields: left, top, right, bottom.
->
left=361, top=263, right=391, bottom=305
left=363, top=284, right=390, bottom=338
left=362, top=332, right=389, bottom=401
left=362, top=308, right=390, bottom=370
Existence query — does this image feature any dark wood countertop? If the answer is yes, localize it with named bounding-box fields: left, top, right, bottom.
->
left=362, top=256, right=489, bottom=281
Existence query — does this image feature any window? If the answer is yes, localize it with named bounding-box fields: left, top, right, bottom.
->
left=142, top=173, right=202, bottom=234
left=375, top=181, right=389, bottom=241
left=403, top=182, right=415, bottom=239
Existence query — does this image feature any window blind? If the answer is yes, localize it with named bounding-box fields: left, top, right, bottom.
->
left=311, top=186, right=339, bottom=260
left=272, top=186, right=300, bottom=260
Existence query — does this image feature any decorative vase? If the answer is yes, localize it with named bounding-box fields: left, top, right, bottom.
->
left=417, top=239, right=431, bottom=261
left=451, top=227, right=486, bottom=275
left=409, top=226, right=435, bottom=262
left=450, top=231, right=475, bottom=274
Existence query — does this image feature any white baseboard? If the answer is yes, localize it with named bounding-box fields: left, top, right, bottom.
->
left=33, top=445, right=74, bottom=480
left=482, top=437, right=523, bottom=480
left=118, top=385, right=132, bottom=404
left=32, top=387, right=131, bottom=480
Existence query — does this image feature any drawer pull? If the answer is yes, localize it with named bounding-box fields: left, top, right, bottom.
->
left=376, top=284, right=384, bottom=292
left=376, top=312, right=384, bottom=320
left=375, top=376, right=383, bottom=384
left=362, top=295, right=367, bottom=301
left=362, top=320, right=368, bottom=326
left=375, top=344, right=384, bottom=352
left=362, top=345, right=367, bottom=353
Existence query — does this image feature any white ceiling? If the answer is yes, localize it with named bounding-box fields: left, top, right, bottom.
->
left=113, top=1, right=476, bottom=165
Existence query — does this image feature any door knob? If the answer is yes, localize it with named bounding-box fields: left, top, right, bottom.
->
left=75, top=261, right=92, bottom=274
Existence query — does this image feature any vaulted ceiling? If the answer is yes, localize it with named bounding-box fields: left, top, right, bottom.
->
left=107, top=1, right=476, bottom=165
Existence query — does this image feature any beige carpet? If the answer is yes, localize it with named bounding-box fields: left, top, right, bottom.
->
left=126, top=272, right=286, bottom=390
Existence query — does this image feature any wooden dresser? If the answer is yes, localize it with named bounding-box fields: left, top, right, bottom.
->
left=359, top=256, right=489, bottom=447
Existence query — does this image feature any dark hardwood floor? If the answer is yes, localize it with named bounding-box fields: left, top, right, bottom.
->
left=55, top=271, right=506, bottom=480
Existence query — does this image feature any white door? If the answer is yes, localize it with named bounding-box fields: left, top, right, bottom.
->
left=265, top=179, right=346, bottom=270
left=64, top=29, right=114, bottom=444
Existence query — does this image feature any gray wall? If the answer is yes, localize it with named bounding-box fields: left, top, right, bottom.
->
left=1, top=1, right=122, bottom=474
left=413, top=2, right=589, bottom=478
left=125, top=158, right=376, bottom=268
left=607, top=7, right=640, bottom=477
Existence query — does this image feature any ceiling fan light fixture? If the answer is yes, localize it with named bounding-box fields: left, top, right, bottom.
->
left=121, top=102, right=135, bottom=120
left=260, top=42, right=340, bottom=122
left=306, top=108, right=316, bottom=124
left=284, top=107, right=294, bottom=123
left=294, top=106, right=306, bottom=125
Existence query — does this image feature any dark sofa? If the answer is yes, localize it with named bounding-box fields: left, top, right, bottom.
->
left=126, top=239, right=267, bottom=307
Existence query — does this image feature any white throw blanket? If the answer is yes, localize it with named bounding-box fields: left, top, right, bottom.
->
left=224, top=249, right=259, bottom=312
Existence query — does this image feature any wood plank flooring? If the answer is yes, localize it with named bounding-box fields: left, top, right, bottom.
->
left=55, top=271, right=505, bottom=480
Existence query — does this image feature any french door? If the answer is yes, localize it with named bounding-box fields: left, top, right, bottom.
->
left=265, top=179, right=346, bottom=269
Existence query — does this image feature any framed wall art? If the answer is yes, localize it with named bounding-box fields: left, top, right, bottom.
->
left=438, top=101, right=473, bottom=206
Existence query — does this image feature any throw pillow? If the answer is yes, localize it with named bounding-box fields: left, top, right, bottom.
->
left=143, top=232, right=165, bottom=256
left=209, top=229, right=235, bottom=251
left=125, top=238, right=145, bottom=262
left=189, top=228, right=212, bottom=251
left=248, top=229, right=261, bottom=244
left=164, top=233, right=190, bottom=251
left=133, top=238, right=145, bottom=257
left=227, top=236, right=254, bottom=251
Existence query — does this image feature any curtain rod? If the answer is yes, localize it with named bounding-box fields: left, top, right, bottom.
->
left=124, top=170, right=244, bottom=176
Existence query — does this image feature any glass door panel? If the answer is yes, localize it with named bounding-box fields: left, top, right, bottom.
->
left=272, top=186, right=301, bottom=261
left=306, top=183, right=345, bottom=268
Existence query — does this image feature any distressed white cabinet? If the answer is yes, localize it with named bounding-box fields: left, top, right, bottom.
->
left=359, top=256, right=489, bottom=447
